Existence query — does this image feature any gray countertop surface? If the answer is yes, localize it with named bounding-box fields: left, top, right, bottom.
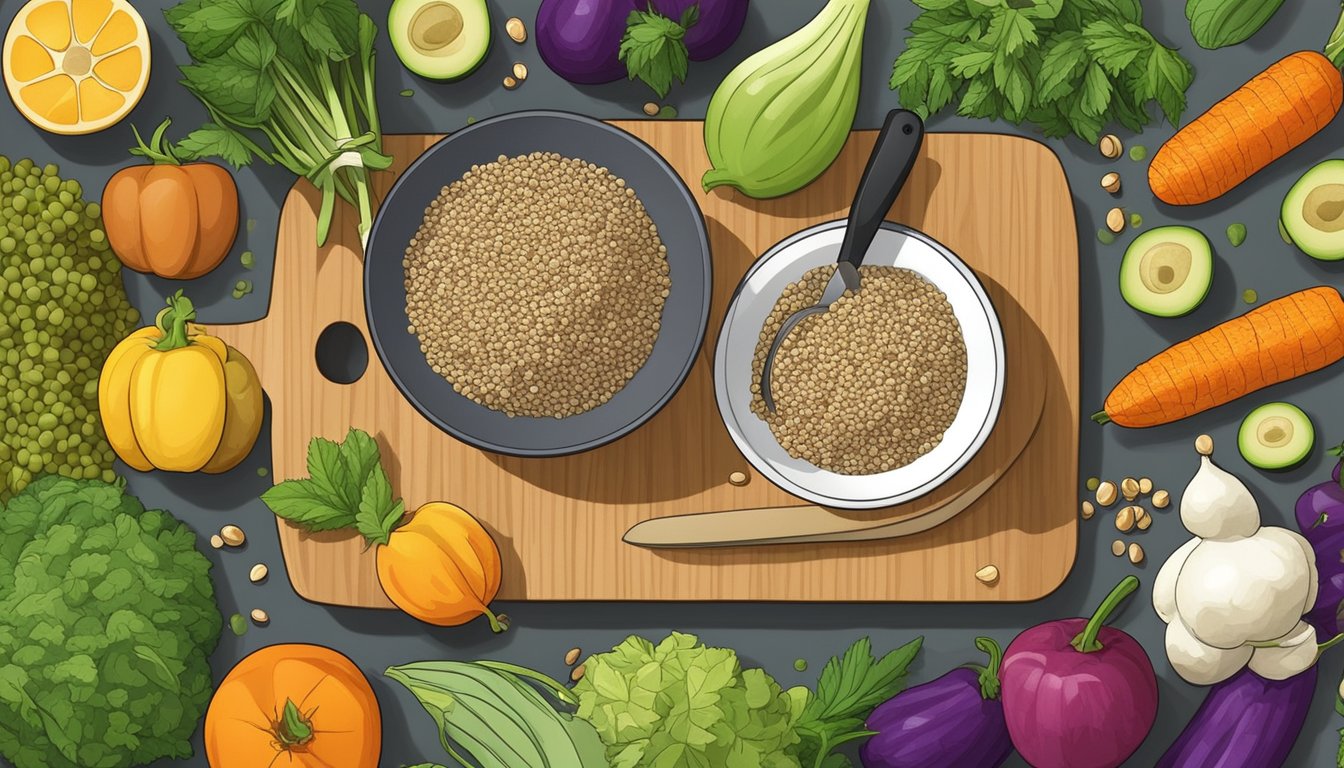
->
left=5, top=0, right=1344, bottom=765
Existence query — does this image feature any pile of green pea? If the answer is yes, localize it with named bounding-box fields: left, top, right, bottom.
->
left=0, top=156, right=140, bottom=498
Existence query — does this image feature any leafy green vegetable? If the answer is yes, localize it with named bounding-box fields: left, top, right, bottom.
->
left=575, top=632, right=804, bottom=767
left=620, top=5, right=698, bottom=98
left=164, top=0, right=391, bottom=247
left=1187, top=0, right=1284, bottom=49
left=791, top=636, right=923, bottom=768
left=387, top=660, right=606, bottom=768
left=261, top=427, right=404, bottom=546
left=0, top=475, right=220, bottom=768
left=890, top=0, right=1194, bottom=143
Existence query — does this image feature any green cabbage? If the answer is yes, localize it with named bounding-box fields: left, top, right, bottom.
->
left=0, top=475, right=221, bottom=768
left=573, top=632, right=806, bottom=768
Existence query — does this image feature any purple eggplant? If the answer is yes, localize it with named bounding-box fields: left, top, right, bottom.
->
left=860, top=638, right=1013, bottom=768
left=1156, top=666, right=1316, bottom=768
left=1295, top=443, right=1344, bottom=636
left=536, top=0, right=748, bottom=85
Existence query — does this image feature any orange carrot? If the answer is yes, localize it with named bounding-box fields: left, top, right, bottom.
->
left=1149, top=51, right=1343, bottom=206
left=1095, top=287, right=1344, bottom=428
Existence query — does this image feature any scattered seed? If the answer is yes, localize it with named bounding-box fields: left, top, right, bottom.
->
left=794, top=659, right=808, bottom=672
left=1227, top=222, right=1247, bottom=247
left=246, top=218, right=256, bottom=233
left=1136, top=508, right=1152, bottom=531
left=1081, top=500, right=1095, bottom=520
left=1111, top=539, right=1126, bottom=557
left=1086, top=476, right=1100, bottom=492
left=209, top=534, right=224, bottom=549
left=250, top=608, right=270, bottom=625
left=1099, top=134, right=1123, bottom=159
left=506, top=16, right=527, bottom=43
left=229, top=613, right=248, bottom=636
left=1115, top=505, right=1136, bottom=532
left=466, top=116, right=477, bottom=124
left=249, top=563, right=269, bottom=583
left=1139, top=477, right=1153, bottom=495
left=1243, top=289, right=1258, bottom=304
left=399, top=89, right=414, bottom=97
left=220, top=525, right=246, bottom=547
left=565, top=647, right=582, bottom=666
left=1128, top=542, right=1145, bottom=564
left=1195, top=435, right=1214, bottom=456
left=1100, top=172, right=1121, bottom=194
left=729, top=471, right=748, bottom=486
left=257, top=466, right=269, bottom=477
left=643, top=102, right=660, bottom=116
left=571, top=663, right=586, bottom=682
left=1279, top=219, right=1293, bottom=244
left=1105, top=208, right=1125, bottom=234
left=1096, top=480, right=1118, bottom=507
left=1129, top=145, right=1147, bottom=162
left=1129, top=212, right=1143, bottom=229
left=512, top=62, right=528, bottom=81
left=503, top=75, right=519, bottom=89
left=975, top=564, right=1000, bottom=585
left=1152, top=489, right=1170, bottom=509
left=1120, top=477, right=1140, bottom=501
left=240, top=250, right=254, bottom=268
left=1097, top=228, right=1116, bottom=245
left=657, top=105, right=678, bottom=119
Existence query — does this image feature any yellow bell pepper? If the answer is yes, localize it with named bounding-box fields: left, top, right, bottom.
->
left=99, top=291, right=263, bottom=473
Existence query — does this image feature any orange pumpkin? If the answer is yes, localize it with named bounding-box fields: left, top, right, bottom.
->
left=103, top=118, right=238, bottom=279
left=377, top=501, right=508, bottom=632
left=204, top=644, right=381, bottom=768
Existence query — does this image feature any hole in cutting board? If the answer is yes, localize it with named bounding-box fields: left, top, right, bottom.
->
left=316, top=322, right=369, bottom=384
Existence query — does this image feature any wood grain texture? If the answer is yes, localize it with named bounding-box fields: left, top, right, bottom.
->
left=209, top=123, right=1080, bottom=606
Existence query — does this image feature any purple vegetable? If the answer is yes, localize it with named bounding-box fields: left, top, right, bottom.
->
left=860, top=637, right=1012, bottom=768
left=537, top=0, right=638, bottom=83
left=1295, top=442, right=1344, bottom=636
left=999, top=577, right=1157, bottom=768
left=648, top=0, right=749, bottom=60
left=536, top=0, right=747, bottom=84
left=1156, top=666, right=1316, bottom=768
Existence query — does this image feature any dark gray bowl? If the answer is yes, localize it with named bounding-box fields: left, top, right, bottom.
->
left=364, top=111, right=711, bottom=457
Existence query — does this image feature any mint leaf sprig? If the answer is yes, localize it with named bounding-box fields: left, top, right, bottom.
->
left=619, top=4, right=699, bottom=99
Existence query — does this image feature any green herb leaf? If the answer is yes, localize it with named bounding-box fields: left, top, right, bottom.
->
left=1141, top=43, right=1194, bottom=125
left=164, top=0, right=263, bottom=59
left=620, top=6, right=696, bottom=99
left=261, top=478, right=355, bottom=531
left=355, top=465, right=403, bottom=547
left=340, top=427, right=382, bottom=487
left=174, top=123, right=254, bottom=167
left=1079, top=62, right=1113, bottom=117
left=307, top=436, right=353, bottom=508
left=1082, top=19, right=1151, bottom=76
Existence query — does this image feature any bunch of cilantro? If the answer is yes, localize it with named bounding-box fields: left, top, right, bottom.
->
left=573, top=631, right=922, bottom=768
left=890, top=0, right=1194, bottom=143
left=164, top=0, right=391, bottom=248
left=0, top=476, right=221, bottom=768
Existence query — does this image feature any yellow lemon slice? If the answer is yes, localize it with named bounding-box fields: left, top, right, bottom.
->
left=3, top=0, right=150, bottom=135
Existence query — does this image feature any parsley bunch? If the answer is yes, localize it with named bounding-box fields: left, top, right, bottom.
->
left=164, top=0, right=391, bottom=248
left=890, top=0, right=1194, bottom=143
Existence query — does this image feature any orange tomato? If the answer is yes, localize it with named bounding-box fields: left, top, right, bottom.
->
left=204, top=644, right=381, bottom=768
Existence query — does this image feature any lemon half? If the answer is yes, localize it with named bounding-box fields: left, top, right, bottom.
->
left=3, top=0, right=150, bottom=135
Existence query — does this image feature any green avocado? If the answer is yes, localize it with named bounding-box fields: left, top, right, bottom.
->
left=1282, top=159, right=1344, bottom=261
left=1119, top=226, right=1213, bottom=317
left=1238, top=402, right=1314, bottom=470
left=388, top=0, right=490, bottom=81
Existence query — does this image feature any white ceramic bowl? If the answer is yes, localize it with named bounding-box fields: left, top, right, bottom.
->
left=714, top=221, right=1005, bottom=510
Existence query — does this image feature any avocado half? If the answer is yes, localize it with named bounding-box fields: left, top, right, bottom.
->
left=388, top=0, right=490, bottom=81
left=1238, top=402, right=1314, bottom=470
left=1282, top=159, right=1344, bottom=261
left=1120, top=226, right=1213, bottom=317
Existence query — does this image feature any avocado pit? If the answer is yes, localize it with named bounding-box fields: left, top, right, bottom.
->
left=1139, top=244, right=1191, bottom=295
left=1302, top=183, right=1344, bottom=234
left=409, top=2, right=464, bottom=55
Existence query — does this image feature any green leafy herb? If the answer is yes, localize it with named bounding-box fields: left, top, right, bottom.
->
left=1227, top=222, right=1247, bottom=247
left=620, top=5, right=698, bottom=98
left=388, top=660, right=607, bottom=768
left=164, top=0, right=390, bottom=247
left=890, top=0, right=1192, bottom=143
left=261, top=427, right=404, bottom=546
left=791, top=636, right=923, bottom=768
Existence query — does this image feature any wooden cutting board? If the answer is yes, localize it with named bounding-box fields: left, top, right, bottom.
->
left=211, top=122, right=1079, bottom=606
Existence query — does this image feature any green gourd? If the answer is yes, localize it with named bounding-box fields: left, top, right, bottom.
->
left=701, top=0, right=869, bottom=199
left=1186, top=0, right=1284, bottom=49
